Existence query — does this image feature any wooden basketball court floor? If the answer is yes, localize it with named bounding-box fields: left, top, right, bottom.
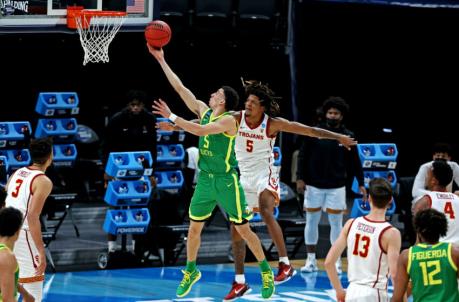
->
left=40, top=260, right=395, bottom=301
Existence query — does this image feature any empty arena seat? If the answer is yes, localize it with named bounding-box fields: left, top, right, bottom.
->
left=193, top=0, right=236, bottom=38
left=236, top=0, right=281, bottom=41
left=159, top=0, right=193, bottom=34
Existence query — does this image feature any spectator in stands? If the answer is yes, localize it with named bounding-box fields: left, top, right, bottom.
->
left=296, top=96, right=366, bottom=274
left=102, top=90, right=157, bottom=253
left=412, top=142, right=459, bottom=200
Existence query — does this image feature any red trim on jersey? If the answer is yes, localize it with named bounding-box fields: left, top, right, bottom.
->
left=346, top=218, right=356, bottom=237
left=23, top=194, right=32, bottom=224
left=266, top=117, right=277, bottom=138
left=28, top=173, right=45, bottom=199
left=426, top=194, right=432, bottom=208
left=26, top=166, right=40, bottom=171
left=244, top=111, right=264, bottom=130
left=267, top=140, right=278, bottom=191
left=363, top=216, right=387, bottom=223
left=236, top=111, right=242, bottom=125
left=372, top=251, right=384, bottom=288
left=378, top=225, right=393, bottom=254
left=25, top=230, right=38, bottom=269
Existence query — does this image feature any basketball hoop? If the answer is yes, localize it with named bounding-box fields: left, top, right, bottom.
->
left=67, top=7, right=127, bottom=65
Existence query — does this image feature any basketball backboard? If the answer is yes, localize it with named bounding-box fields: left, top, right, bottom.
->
left=0, top=0, right=154, bottom=32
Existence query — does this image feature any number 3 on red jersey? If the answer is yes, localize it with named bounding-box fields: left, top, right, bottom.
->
left=11, top=179, right=23, bottom=198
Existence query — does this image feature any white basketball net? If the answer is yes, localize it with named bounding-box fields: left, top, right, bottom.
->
left=75, top=13, right=126, bottom=65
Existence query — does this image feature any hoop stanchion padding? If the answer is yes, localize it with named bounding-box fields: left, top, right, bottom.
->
left=154, top=170, right=184, bottom=189
left=105, top=151, right=153, bottom=179
left=0, top=149, right=31, bottom=170
left=104, top=180, right=152, bottom=206
left=103, top=208, right=150, bottom=235
left=358, top=143, right=398, bottom=169
left=35, top=118, right=78, bottom=139
left=52, top=144, right=78, bottom=166
left=251, top=207, right=279, bottom=222
left=156, top=144, right=185, bottom=166
left=350, top=198, right=396, bottom=218
left=35, top=92, right=80, bottom=116
left=156, top=117, right=186, bottom=143
left=273, top=146, right=282, bottom=166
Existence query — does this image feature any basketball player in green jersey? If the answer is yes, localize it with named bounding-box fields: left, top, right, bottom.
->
left=0, top=207, right=34, bottom=302
left=149, top=45, right=275, bottom=299
left=391, top=208, right=459, bottom=302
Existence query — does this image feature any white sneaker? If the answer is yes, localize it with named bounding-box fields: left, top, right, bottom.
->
left=300, top=258, right=318, bottom=273
left=336, top=259, right=342, bottom=274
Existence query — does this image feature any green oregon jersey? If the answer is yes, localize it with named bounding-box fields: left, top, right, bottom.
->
left=408, top=242, right=459, bottom=302
left=0, top=244, right=19, bottom=301
left=198, top=109, right=237, bottom=174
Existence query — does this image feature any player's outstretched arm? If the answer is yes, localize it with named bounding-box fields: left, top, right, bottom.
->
left=270, top=117, right=357, bottom=149
left=324, top=219, right=353, bottom=302
left=0, top=252, right=17, bottom=302
left=153, top=99, right=236, bottom=136
left=147, top=44, right=208, bottom=117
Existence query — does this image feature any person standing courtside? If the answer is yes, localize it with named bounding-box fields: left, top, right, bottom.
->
left=148, top=45, right=275, bottom=299
left=0, top=207, right=35, bottom=302
left=297, top=96, right=367, bottom=274
left=391, top=208, right=459, bottom=302
left=325, top=178, right=401, bottom=302
left=5, top=138, right=53, bottom=302
left=102, top=90, right=157, bottom=253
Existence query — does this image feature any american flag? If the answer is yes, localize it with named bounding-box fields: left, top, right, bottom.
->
left=127, top=0, right=145, bottom=13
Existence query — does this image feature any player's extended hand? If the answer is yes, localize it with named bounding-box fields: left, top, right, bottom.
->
left=152, top=99, right=172, bottom=119
left=336, top=288, right=346, bottom=302
left=359, top=186, right=368, bottom=202
left=338, top=135, right=357, bottom=150
left=296, top=179, right=306, bottom=195
left=35, top=251, right=46, bottom=276
left=146, top=43, right=164, bottom=61
left=156, top=121, right=175, bottom=131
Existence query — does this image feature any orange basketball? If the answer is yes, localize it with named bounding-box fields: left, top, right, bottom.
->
left=145, top=20, right=171, bottom=48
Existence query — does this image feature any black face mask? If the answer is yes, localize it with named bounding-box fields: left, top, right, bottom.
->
left=326, top=118, right=340, bottom=128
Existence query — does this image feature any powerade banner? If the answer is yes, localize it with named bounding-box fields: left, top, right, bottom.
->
left=313, top=0, right=459, bottom=8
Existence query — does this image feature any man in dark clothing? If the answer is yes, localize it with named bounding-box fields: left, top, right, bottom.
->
left=102, top=90, right=157, bottom=253
left=296, top=96, right=366, bottom=274
left=103, top=90, right=157, bottom=161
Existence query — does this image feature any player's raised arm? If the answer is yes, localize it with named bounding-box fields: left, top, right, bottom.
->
left=153, top=99, right=236, bottom=136
left=147, top=45, right=208, bottom=118
left=270, top=117, right=357, bottom=149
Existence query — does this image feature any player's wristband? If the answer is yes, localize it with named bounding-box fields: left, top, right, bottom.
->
left=169, top=113, right=178, bottom=123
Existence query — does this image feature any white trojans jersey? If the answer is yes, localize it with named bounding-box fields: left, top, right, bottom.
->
left=5, top=167, right=45, bottom=230
left=427, top=191, right=459, bottom=244
left=235, top=111, right=276, bottom=174
left=347, top=216, right=394, bottom=289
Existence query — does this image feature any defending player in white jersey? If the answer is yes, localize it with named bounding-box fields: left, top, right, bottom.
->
left=413, top=159, right=459, bottom=244
left=224, top=80, right=357, bottom=300
left=325, top=178, right=401, bottom=302
left=4, top=138, right=53, bottom=302
left=156, top=80, right=357, bottom=300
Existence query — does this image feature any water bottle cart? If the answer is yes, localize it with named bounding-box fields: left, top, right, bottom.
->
left=350, top=143, right=398, bottom=219
left=98, top=151, right=153, bottom=269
